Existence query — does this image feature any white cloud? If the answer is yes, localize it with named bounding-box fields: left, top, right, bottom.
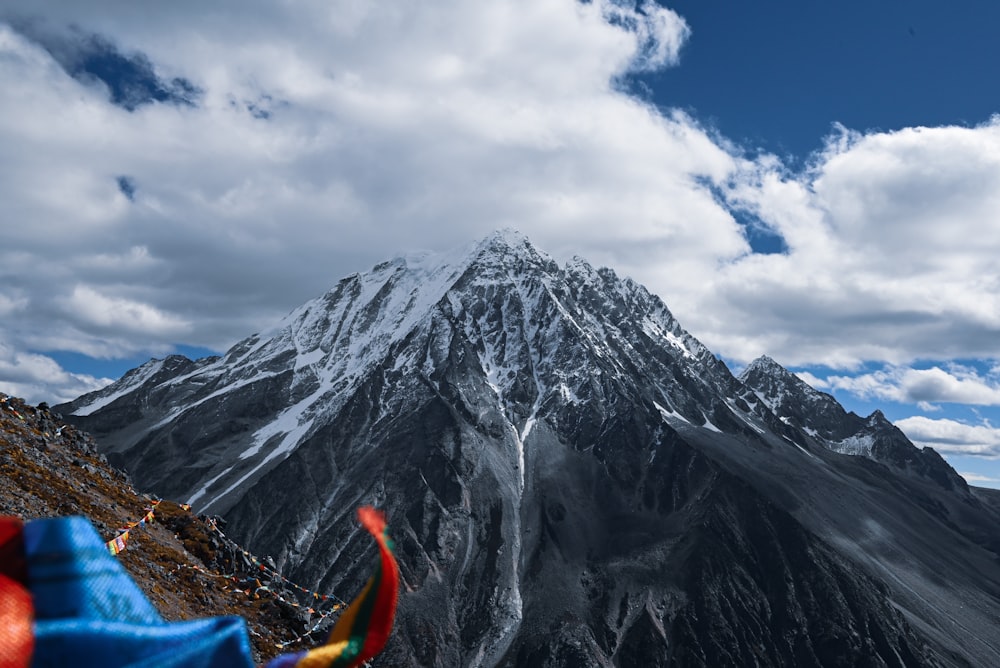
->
left=896, top=416, right=1000, bottom=458
left=703, top=121, right=1000, bottom=367
left=793, top=371, right=829, bottom=389
left=959, top=472, right=1000, bottom=484
left=0, top=292, right=28, bottom=317
left=60, top=285, right=190, bottom=337
left=600, top=0, right=690, bottom=71
left=826, top=366, right=1000, bottom=406
left=0, top=341, right=111, bottom=404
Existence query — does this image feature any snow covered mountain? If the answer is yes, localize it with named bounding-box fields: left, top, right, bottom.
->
left=60, top=231, right=1000, bottom=666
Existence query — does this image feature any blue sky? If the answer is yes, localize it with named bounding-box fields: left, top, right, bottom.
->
left=641, top=1, right=1000, bottom=160
left=0, top=1, right=998, bottom=487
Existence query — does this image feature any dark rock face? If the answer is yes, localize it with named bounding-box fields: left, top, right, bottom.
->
left=59, top=232, right=1000, bottom=666
left=738, top=355, right=857, bottom=441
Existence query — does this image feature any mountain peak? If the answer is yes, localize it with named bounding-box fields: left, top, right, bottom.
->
left=738, top=358, right=966, bottom=484
left=741, top=355, right=833, bottom=403
left=739, top=355, right=815, bottom=403
left=465, top=228, right=557, bottom=272
left=390, top=230, right=554, bottom=285
left=742, top=354, right=789, bottom=378
left=478, top=227, right=532, bottom=252
left=59, top=232, right=730, bottom=513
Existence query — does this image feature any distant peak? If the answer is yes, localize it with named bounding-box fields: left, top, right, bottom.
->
left=477, top=228, right=533, bottom=253
left=463, top=230, right=558, bottom=275
left=564, top=254, right=598, bottom=276
left=866, top=409, right=891, bottom=426
left=740, top=355, right=818, bottom=396
left=742, top=358, right=841, bottom=405
left=741, top=355, right=788, bottom=378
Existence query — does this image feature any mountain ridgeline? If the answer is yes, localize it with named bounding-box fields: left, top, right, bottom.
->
left=59, top=232, right=1000, bottom=667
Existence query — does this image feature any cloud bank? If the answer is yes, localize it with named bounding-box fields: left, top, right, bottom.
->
left=896, top=416, right=1000, bottom=458
left=710, top=121, right=1000, bottom=367
left=826, top=365, right=1000, bottom=408
left=0, top=342, right=111, bottom=404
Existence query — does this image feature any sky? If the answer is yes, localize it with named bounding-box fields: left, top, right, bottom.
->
left=1, top=1, right=999, bottom=487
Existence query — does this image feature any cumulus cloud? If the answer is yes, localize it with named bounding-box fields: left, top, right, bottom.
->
left=896, top=416, right=1000, bottom=458
left=825, top=365, right=1000, bottom=407
left=707, top=120, right=1000, bottom=366
left=600, top=0, right=690, bottom=71
left=0, top=342, right=111, bottom=404
left=0, top=293, right=29, bottom=317
left=793, top=371, right=829, bottom=389
left=60, top=285, right=191, bottom=336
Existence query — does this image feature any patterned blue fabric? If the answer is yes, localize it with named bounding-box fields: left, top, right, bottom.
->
left=23, top=517, right=254, bottom=668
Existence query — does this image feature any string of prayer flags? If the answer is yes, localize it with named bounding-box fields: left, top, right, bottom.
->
left=273, top=605, right=343, bottom=651
left=0, top=396, right=25, bottom=422
left=104, top=500, right=160, bottom=556
left=168, top=501, right=398, bottom=663
left=232, top=544, right=346, bottom=608
left=107, top=531, right=129, bottom=555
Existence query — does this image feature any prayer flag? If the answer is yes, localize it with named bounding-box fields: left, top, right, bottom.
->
left=264, top=506, right=399, bottom=668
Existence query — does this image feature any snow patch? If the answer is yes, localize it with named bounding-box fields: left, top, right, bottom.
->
left=147, top=371, right=283, bottom=433
left=752, top=388, right=783, bottom=413
left=186, top=467, right=233, bottom=507
left=701, top=417, right=722, bottom=433
left=653, top=401, right=689, bottom=424
left=830, top=434, right=876, bottom=457
left=641, top=317, right=694, bottom=359
left=295, top=347, right=325, bottom=370
left=741, top=415, right=765, bottom=435
left=782, top=435, right=819, bottom=460
left=557, top=382, right=581, bottom=404
left=196, top=386, right=331, bottom=511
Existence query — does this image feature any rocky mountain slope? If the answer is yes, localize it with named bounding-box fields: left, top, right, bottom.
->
left=0, top=393, right=349, bottom=664
left=59, top=231, right=1000, bottom=666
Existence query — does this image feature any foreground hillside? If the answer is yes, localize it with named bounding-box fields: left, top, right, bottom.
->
left=0, top=392, right=348, bottom=664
